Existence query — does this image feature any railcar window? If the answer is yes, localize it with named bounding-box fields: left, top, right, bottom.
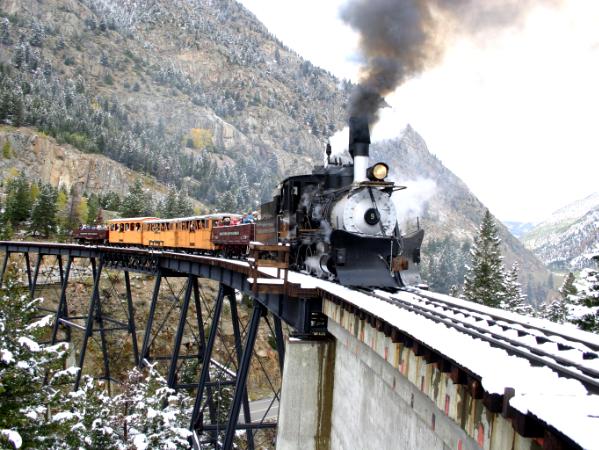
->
left=125, top=224, right=129, bottom=231
left=135, top=223, right=140, bottom=231
left=119, top=224, right=124, bottom=232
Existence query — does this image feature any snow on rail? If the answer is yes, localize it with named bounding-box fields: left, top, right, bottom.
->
left=410, top=287, right=599, bottom=350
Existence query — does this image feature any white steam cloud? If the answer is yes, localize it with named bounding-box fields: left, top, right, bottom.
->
left=391, top=177, right=436, bottom=224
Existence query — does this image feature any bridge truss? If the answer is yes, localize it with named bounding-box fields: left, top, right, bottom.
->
left=0, top=242, right=326, bottom=449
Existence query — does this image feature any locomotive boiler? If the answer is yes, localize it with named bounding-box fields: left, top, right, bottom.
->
left=255, top=117, right=424, bottom=288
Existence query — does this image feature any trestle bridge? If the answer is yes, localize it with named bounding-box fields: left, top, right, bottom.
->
left=0, top=241, right=597, bottom=450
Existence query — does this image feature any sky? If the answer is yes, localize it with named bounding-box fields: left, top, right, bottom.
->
left=238, top=0, right=599, bottom=223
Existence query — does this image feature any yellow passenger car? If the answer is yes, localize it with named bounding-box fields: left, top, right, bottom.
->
left=176, top=214, right=241, bottom=252
left=174, top=216, right=211, bottom=250
left=107, top=217, right=157, bottom=245
left=142, top=219, right=178, bottom=248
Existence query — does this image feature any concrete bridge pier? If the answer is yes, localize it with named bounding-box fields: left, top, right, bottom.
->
left=277, top=337, right=336, bottom=450
left=276, top=319, right=486, bottom=450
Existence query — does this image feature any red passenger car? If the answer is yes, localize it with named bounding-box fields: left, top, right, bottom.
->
left=211, top=223, right=255, bottom=256
left=72, top=225, right=109, bottom=244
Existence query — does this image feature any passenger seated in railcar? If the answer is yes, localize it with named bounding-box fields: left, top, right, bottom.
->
left=241, top=211, right=255, bottom=224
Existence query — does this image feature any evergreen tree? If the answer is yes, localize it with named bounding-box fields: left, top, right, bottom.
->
left=570, top=266, right=599, bottom=333
left=29, top=22, right=45, bottom=48
left=54, top=377, right=120, bottom=450
left=100, top=192, right=121, bottom=211
left=500, top=263, right=533, bottom=316
left=541, top=271, right=578, bottom=324
left=449, top=285, right=460, bottom=298
left=462, top=210, right=507, bottom=307
left=121, top=179, right=154, bottom=217
left=114, top=367, right=191, bottom=448
left=29, top=184, right=57, bottom=237
left=160, top=186, right=178, bottom=218
left=217, top=191, right=236, bottom=213
left=0, top=281, right=73, bottom=449
left=539, top=298, right=568, bottom=324
left=559, top=272, right=577, bottom=298
left=175, top=190, right=194, bottom=217
left=4, top=173, right=32, bottom=226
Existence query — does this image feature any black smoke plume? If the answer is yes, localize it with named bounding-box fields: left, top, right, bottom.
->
left=341, top=0, right=560, bottom=124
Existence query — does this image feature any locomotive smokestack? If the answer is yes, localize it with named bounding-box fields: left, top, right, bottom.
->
left=349, top=116, right=370, bottom=183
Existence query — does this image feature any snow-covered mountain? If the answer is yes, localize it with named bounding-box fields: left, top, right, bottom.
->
left=504, top=221, right=536, bottom=239
left=522, top=193, right=599, bottom=271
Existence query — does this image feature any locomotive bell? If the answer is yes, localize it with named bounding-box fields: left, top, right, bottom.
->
left=349, top=116, right=371, bottom=183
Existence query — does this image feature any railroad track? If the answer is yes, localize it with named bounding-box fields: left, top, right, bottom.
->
left=357, top=287, right=599, bottom=394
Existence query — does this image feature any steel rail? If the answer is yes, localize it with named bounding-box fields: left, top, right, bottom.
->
left=358, top=289, right=599, bottom=394
left=409, top=287, right=599, bottom=353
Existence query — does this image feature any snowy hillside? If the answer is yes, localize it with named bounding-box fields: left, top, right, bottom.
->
left=522, top=193, right=599, bottom=271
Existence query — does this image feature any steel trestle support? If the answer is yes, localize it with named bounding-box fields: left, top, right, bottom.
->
left=222, top=302, right=265, bottom=450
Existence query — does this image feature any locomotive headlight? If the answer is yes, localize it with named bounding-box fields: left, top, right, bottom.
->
left=367, top=163, right=389, bottom=181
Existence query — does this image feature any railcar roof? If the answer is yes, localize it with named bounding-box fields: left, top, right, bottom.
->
left=107, top=217, right=158, bottom=223
left=144, top=213, right=242, bottom=224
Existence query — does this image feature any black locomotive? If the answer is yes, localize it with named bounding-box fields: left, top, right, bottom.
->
left=256, top=117, right=424, bottom=288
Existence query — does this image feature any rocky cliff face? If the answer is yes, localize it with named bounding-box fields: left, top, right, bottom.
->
left=0, top=126, right=187, bottom=203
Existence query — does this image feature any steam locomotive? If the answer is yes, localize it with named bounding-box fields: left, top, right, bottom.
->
left=78, top=117, right=424, bottom=288
left=255, top=116, right=424, bottom=288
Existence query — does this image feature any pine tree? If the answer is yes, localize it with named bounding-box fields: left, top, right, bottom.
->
left=449, top=285, right=460, bottom=298
left=4, top=173, right=32, bottom=226
left=29, top=184, right=58, bottom=237
left=0, top=281, right=73, bottom=449
left=570, top=267, right=599, bottom=333
left=462, top=210, right=507, bottom=307
left=541, top=271, right=577, bottom=324
left=560, top=272, right=577, bottom=299
left=160, top=186, right=178, bottom=218
left=54, top=377, right=120, bottom=450
left=176, top=190, right=194, bottom=217
left=121, top=179, right=153, bottom=217
left=500, top=263, right=533, bottom=316
left=115, top=367, right=191, bottom=448
left=540, top=298, right=568, bottom=324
